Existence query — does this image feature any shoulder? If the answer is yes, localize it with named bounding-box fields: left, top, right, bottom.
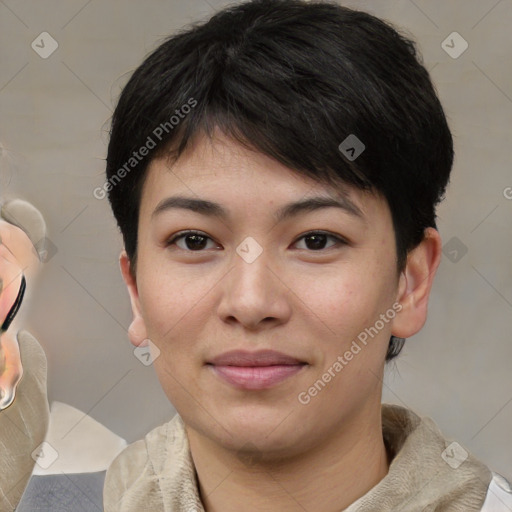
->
left=16, top=472, right=106, bottom=511
left=103, top=418, right=176, bottom=512
left=481, top=472, right=512, bottom=511
left=105, top=416, right=176, bottom=479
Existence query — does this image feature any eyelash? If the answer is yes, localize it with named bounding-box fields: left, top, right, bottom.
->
left=165, top=230, right=347, bottom=252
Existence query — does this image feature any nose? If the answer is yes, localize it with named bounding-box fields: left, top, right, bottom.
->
left=216, top=243, right=292, bottom=331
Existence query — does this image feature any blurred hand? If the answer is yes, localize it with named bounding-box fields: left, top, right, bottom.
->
left=0, top=207, right=50, bottom=509
left=0, top=219, right=41, bottom=280
left=0, top=220, right=41, bottom=410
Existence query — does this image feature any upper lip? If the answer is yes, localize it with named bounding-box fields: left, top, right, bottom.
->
left=207, top=349, right=306, bottom=367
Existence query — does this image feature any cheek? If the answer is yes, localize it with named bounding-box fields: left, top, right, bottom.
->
left=138, top=267, right=206, bottom=402
left=298, top=263, right=390, bottom=340
left=137, top=262, right=213, bottom=351
left=298, top=260, right=397, bottom=392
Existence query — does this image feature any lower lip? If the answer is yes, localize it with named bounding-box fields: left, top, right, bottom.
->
left=209, top=364, right=306, bottom=390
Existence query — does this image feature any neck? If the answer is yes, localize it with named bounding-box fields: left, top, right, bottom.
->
left=186, top=405, right=390, bottom=512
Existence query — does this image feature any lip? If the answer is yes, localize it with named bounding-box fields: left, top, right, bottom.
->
left=207, top=349, right=306, bottom=366
left=206, top=349, right=307, bottom=390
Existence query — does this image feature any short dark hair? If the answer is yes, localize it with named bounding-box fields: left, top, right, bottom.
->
left=105, top=0, right=453, bottom=361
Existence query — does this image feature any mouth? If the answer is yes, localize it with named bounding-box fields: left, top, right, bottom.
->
left=206, top=349, right=308, bottom=390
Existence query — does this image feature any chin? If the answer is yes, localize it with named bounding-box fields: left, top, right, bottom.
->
left=209, top=405, right=306, bottom=448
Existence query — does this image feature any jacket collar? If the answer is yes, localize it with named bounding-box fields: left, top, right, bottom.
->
left=105, top=403, right=493, bottom=511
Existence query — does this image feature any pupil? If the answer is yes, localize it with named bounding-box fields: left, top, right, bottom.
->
left=183, top=234, right=328, bottom=251
left=186, top=234, right=207, bottom=250
left=306, top=234, right=326, bottom=250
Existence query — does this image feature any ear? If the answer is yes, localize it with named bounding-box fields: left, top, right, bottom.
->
left=391, top=227, right=442, bottom=338
left=119, top=250, right=149, bottom=347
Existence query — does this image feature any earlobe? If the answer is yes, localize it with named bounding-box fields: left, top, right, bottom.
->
left=119, top=250, right=148, bottom=347
left=391, top=228, right=442, bottom=339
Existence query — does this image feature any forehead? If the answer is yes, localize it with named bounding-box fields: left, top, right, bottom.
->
left=139, top=130, right=389, bottom=227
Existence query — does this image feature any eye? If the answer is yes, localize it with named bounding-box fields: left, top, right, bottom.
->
left=293, top=231, right=346, bottom=251
left=165, top=230, right=219, bottom=251
left=165, top=230, right=347, bottom=252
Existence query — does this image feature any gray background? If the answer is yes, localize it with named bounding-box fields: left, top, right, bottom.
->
left=1, top=0, right=511, bottom=480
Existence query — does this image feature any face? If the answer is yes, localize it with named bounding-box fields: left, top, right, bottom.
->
left=121, top=129, right=415, bottom=459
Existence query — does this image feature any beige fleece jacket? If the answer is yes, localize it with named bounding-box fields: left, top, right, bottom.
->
left=104, top=403, right=495, bottom=511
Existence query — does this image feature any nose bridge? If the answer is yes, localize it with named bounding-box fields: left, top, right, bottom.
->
left=217, top=236, right=288, bottom=327
left=230, top=237, right=275, bottom=300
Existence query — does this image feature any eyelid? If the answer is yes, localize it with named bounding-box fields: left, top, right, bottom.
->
left=165, top=229, right=218, bottom=247
left=294, top=230, right=348, bottom=246
left=165, top=229, right=348, bottom=251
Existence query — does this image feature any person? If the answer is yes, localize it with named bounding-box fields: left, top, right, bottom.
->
left=101, top=0, right=511, bottom=510
left=0, top=0, right=510, bottom=510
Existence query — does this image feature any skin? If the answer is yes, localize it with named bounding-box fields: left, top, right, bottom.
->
left=120, top=128, right=442, bottom=511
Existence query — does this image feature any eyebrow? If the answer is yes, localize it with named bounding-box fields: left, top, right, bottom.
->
left=151, top=194, right=365, bottom=223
